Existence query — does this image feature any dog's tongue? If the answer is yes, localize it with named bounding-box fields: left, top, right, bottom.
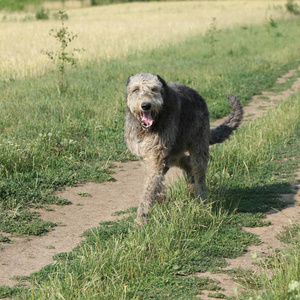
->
left=142, top=111, right=153, bottom=127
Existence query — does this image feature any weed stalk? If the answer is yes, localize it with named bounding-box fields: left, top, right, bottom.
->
left=207, top=17, right=218, bottom=57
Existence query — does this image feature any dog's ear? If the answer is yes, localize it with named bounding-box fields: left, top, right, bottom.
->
left=157, top=75, right=167, bottom=87
left=126, top=74, right=134, bottom=86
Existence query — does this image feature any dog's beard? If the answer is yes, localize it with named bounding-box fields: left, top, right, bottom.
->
left=139, top=111, right=154, bottom=129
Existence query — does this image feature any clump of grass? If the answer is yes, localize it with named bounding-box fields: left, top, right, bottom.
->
left=286, top=0, right=300, bottom=15
left=248, top=244, right=300, bottom=299
left=111, top=206, right=137, bottom=216
left=207, top=292, right=227, bottom=299
left=269, top=17, right=278, bottom=28
left=277, top=223, right=300, bottom=245
left=76, top=192, right=92, bottom=197
left=35, top=8, right=49, bottom=20
left=0, top=209, right=56, bottom=235
left=0, top=234, right=10, bottom=243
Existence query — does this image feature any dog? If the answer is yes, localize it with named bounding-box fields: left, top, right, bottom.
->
left=124, top=73, right=243, bottom=225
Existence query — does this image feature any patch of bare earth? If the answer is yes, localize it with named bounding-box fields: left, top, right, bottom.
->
left=0, top=67, right=300, bottom=298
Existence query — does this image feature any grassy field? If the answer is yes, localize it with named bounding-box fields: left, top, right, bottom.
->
left=0, top=1, right=288, bottom=81
left=0, top=0, right=89, bottom=11
left=0, top=2, right=300, bottom=234
left=2, top=87, right=299, bottom=299
left=0, top=1, right=300, bottom=299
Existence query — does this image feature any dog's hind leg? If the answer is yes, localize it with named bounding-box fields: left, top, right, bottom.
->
left=135, top=156, right=166, bottom=225
left=190, top=148, right=209, bottom=200
left=171, top=154, right=195, bottom=195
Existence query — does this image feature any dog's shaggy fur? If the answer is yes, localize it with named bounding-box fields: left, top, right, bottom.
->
left=124, top=73, right=243, bottom=225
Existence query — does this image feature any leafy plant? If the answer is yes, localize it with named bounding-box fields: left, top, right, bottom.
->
left=35, top=8, right=49, bottom=20
left=286, top=0, right=300, bottom=15
left=206, top=17, right=218, bottom=57
left=42, top=10, right=83, bottom=93
left=269, top=17, right=278, bottom=28
left=77, top=192, right=92, bottom=197
left=0, top=234, right=10, bottom=243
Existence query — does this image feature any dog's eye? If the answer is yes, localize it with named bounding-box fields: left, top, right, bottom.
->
left=151, top=87, right=159, bottom=93
left=133, top=88, right=139, bottom=93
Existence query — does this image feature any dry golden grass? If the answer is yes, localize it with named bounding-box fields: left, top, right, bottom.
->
left=41, top=0, right=90, bottom=10
left=0, top=1, right=287, bottom=80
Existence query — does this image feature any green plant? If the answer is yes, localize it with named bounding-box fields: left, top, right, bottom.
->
left=52, top=10, right=68, bottom=21
left=269, top=17, right=278, bottom=28
left=0, top=234, right=10, bottom=243
left=77, top=192, right=92, bottom=197
left=286, top=0, right=300, bottom=15
left=43, top=10, right=83, bottom=93
left=35, top=8, right=49, bottom=20
left=206, top=17, right=218, bottom=57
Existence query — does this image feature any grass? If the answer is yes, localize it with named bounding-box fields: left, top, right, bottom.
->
left=1, top=85, right=298, bottom=300
left=243, top=224, right=300, bottom=300
left=0, top=0, right=44, bottom=11
left=270, top=68, right=300, bottom=92
left=0, top=1, right=287, bottom=81
left=0, top=3, right=300, bottom=298
left=1, top=11, right=300, bottom=236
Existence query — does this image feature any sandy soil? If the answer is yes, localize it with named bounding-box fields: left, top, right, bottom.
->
left=0, top=67, right=299, bottom=298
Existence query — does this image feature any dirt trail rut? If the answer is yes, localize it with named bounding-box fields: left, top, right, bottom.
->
left=0, top=67, right=300, bottom=297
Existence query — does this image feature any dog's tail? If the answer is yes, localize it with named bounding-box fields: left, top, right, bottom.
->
left=210, top=94, right=244, bottom=145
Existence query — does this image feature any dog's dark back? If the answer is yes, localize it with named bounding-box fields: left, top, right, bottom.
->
left=157, top=82, right=210, bottom=155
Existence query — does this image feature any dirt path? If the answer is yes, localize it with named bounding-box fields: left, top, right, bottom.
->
left=0, top=67, right=300, bottom=297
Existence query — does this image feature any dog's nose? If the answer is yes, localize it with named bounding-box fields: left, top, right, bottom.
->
left=141, top=102, right=152, bottom=111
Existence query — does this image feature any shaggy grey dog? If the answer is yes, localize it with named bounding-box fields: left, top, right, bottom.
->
left=124, top=73, right=243, bottom=225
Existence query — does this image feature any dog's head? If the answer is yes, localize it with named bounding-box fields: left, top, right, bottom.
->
left=126, top=73, right=167, bottom=130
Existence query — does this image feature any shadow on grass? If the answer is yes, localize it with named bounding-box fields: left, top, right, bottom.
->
left=209, top=181, right=296, bottom=228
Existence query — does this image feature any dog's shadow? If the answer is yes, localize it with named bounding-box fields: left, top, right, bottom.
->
left=168, top=179, right=295, bottom=218
left=216, top=182, right=296, bottom=215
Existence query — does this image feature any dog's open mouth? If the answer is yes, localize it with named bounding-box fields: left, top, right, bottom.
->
left=139, top=111, right=154, bottom=129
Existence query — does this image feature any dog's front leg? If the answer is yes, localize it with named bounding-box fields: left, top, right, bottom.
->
left=135, top=157, right=166, bottom=225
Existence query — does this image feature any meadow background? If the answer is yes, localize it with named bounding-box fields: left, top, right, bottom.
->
left=0, top=1, right=289, bottom=81
left=0, top=0, right=300, bottom=299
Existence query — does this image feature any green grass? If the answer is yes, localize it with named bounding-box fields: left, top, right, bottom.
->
left=0, top=13, right=300, bottom=299
left=243, top=225, right=300, bottom=300
left=270, top=68, right=300, bottom=93
left=1, top=16, right=300, bottom=236
left=0, top=0, right=44, bottom=11
left=278, top=223, right=300, bottom=245
left=1, top=79, right=298, bottom=300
